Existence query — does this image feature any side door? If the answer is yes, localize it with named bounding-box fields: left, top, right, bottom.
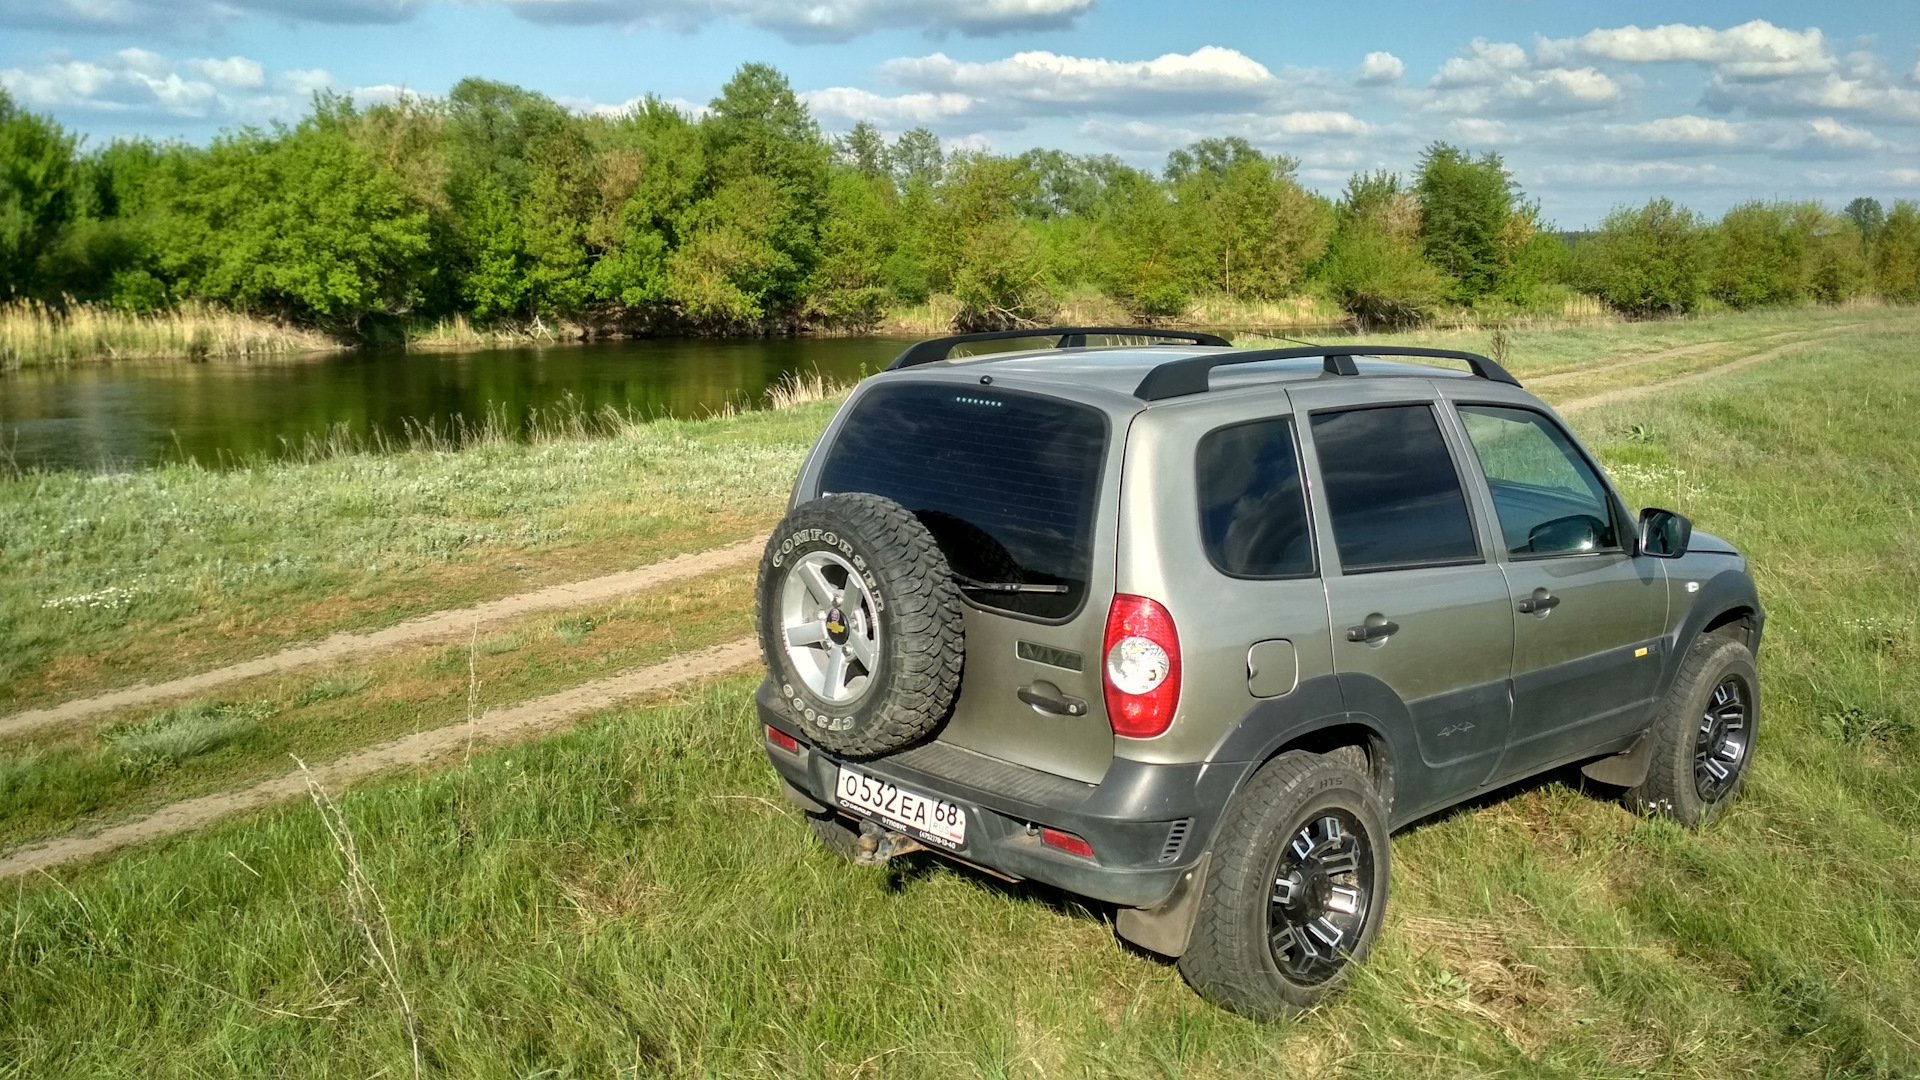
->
left=1448, top=401, right=1668, bottom=778
left=1292, top=388, right=1517, bottom=813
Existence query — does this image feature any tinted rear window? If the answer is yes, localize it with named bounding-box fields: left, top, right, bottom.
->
left=1309, top=405, right=1480, bottom=572
left=818, top=382, right=1107, bottom=619
left=1197, top=419, right=1315, bottom=578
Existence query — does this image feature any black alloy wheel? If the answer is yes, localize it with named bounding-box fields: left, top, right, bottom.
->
left=1267, top=809, right=1374, bottom=985
left=1694, top=675, right=1752, bottom=802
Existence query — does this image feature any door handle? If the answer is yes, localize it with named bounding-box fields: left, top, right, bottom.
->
left=1018, top=684, right=1088, bottom=717
left=1517, top=588, right=1561, bottom=615
left=1344, top=614, right=1400, bottom=644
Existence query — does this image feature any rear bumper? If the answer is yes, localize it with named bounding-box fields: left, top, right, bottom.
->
left=757, top=680, right=1244, bottom=909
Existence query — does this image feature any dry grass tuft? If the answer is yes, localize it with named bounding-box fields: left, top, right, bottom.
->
left=0, top=300, right=338, bottom=369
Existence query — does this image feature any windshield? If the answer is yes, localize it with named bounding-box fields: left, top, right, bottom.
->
left=817, top=381, right=1108, bottom=620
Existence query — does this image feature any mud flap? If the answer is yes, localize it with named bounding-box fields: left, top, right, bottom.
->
left=1114, top=853, right=1211, bottom=958
left=1579, top=732, right=1654, bottom=788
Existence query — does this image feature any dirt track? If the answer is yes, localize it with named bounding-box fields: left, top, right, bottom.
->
left=0, top=638, right=759, bottom=879
left=0, top=538, right=763, bottom=740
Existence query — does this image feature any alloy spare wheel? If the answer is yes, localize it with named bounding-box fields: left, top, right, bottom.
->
left=756, top=493, right=965, bottom=758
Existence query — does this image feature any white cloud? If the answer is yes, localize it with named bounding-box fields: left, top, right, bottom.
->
left=1539, top=19, right=1833, bottom=79
left=499, top=0, right=1089, bottom=41
left=1357, top=51, right=1404, bottom=85
left=1, top=0, right=424, bottom=32
left=189, top=56, right=267, bottom=90
left=801, top=87, right=975, bottom=129
left=1802, top=116, right=1885, bottom=151
left=1268, top=111, right=1371, bottom=136
left=1424, top=66, right=1625, bottom=116
left=1609, top=115, right=1740, bottom=146
left=1449, top=117, right=1515, bottom=145
left=883, top=47, right=1281, bottom=113
left=1704, top=72, right=1920, bottom=124
left=1432, top=39, right=1529, bottom=87
left=1533, top=160, right=1738, bottom=188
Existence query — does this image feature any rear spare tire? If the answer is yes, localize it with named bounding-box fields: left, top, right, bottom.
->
left=757, top=493, right=964, bottom=758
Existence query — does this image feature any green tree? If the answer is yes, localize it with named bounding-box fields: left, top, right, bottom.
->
left=1318, top=171, right=1452, bottom=326
left=1708, top=202, right=1799, bottom=309
left=587, top=100, right=704, bottom=314
left=1873, top=201, right=1920, bottom=302
left=1843, top=196, right=1885, bottom=258
left=1414, top=142, right=1520, bottom=303
left=1578, top=198, right=1707, bottom=317
left=810, top=168, right=894, bottom=328
left=1168, top=144, right=1333, bottom=299
left=889, top=128, right=944, bottom=188
left=0, top=90, right=78, bottom=298
left=935, top=155, right=1056, bottom=329
left=1091, top=167, right=1188, bottom=318
left=173, top=100, right=429, bottom=327
left=834, top=121, right=889, bottom=181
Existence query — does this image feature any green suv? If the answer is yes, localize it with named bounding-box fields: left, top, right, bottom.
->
left=754, top=328, right=1763, bottom=1017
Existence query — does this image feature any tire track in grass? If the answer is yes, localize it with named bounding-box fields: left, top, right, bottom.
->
left=0, top=639, right=759, bottom=879
left=1555, top=336, right=1826, bottom=415
left=0, top=539, right=764, bottom=740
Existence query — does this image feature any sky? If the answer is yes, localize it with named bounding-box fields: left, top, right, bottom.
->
left=3, top=0, right=1919, bottom=227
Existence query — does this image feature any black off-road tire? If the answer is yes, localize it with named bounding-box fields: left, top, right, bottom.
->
left=757, top=493, right=965, bottom=758
left=1624, top=632, right=1759, bottom=828
left=1178, top=751, right=1391, bottom=1020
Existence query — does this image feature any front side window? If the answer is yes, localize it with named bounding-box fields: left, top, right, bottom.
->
left=1458, top=405, right=1619, bottom=557
left=1196, top=419, right=1315, bottom=578
left=1309, top=405, right=1480, bottom=572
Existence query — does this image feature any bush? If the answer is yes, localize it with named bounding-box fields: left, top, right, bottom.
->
left=1318, top=221, right=1453, bottom=327
left=1579, top=199, right=1707, bottom=317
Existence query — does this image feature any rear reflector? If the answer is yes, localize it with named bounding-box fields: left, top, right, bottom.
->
left=1040, top=827, right=1094, bottom=859
left=765, top=725, right=801, bottom=754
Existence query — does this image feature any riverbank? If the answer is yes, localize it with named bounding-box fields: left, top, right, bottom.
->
left=11, top=291, right=1894, bottom=369
left=2, top=310, right=1916, bottom=1075
left=0, top=300, right=341, bottom=370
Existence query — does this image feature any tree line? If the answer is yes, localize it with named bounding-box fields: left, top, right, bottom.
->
left=3, top=63, right=1919, bottom=336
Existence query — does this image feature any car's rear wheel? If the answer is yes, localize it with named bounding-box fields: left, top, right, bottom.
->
left=1178, top=750, right=1390, bottom=1019
left=1624, top=632, right=1759, bottom=827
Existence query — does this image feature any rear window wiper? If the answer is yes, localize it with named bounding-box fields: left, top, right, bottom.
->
left=953, top=574, right=1069, bottom=595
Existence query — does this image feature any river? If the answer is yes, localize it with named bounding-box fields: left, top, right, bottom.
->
left=0, top=337, right=912, bottom=472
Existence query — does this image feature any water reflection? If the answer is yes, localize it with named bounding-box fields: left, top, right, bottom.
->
left=0, top=337, right=907, bottom=472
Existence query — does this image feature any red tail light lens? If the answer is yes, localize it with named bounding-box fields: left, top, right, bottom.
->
left=1102, top=594, right=1182, bottom=739
left=765, top=725, right=801, bottom=754
left=1040, top=828, right=1095, bottom=859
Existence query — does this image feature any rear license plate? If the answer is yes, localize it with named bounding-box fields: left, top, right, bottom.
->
left=834, top=767, right=967, bottom=848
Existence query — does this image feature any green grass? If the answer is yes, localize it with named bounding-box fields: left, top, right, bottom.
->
left=0, top=399, right=830, bottom=710
left=0, top=570, right=752, bottom=850
left=1, top=313, right=1917, bottom=1076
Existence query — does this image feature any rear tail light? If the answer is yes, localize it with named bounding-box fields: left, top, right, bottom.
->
left=1103, top=594, right=1182, bottom=739
left=1040, top=828, right=1095, bottom=859
left=765, top=725, right=801, bottom=754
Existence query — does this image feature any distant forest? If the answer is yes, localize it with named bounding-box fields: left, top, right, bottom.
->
left=2, top=63, right=1917, bottom=335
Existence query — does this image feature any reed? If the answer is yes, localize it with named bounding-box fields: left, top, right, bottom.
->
left=0, top=300, right=339, bottom=370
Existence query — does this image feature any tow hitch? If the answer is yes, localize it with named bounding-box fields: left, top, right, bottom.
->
left=852, top=820, right=928, bottom=866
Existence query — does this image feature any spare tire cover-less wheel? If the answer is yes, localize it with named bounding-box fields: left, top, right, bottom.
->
left=757, top=493, right=965, bottom=758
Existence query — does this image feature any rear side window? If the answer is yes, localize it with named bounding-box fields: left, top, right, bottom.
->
left=1196, top=419, right=1315, bottom=578
left=818, top=382, right=1107, bottom=619
left=1309, top=405, right=1480, bottom=572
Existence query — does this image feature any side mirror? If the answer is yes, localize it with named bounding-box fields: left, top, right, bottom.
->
left=1638, top=507, right=1692, bottom=558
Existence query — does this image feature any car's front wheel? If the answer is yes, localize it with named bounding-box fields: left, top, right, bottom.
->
left=1178, top=750, right=1391, bottom=1019
left=1624, top=632, right=1759, bottom=827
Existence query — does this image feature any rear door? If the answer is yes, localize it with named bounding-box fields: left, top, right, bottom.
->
left=1449, top=402, right=1667, bottom=776
left=1292, top=387, right=1516, bottom=807
left=813, top=379, right=1120, bottom=783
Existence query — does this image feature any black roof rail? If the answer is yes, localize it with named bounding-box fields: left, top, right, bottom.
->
left=888, top=327, right=1232, bottom=370
left=1133, top=345, right=1521, bottom=401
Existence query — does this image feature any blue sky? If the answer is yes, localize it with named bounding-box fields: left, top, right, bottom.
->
left=3, top=0, right=1918, bottom=226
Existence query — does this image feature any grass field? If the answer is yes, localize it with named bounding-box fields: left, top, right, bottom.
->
left=2, top=309, right=1917, bottom=1077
